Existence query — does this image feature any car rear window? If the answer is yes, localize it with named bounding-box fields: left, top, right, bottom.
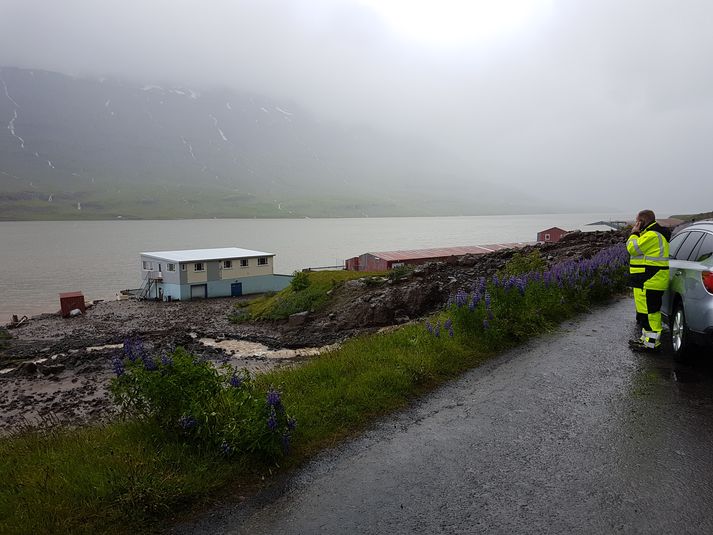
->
left=692, top=232, right=713, bottom=263
left=673, top=231, right=704, bottom=261
left=668, top=232, right=688, bottom=258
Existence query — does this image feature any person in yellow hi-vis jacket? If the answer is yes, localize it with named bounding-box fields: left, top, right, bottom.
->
left=626, top=209, right=671, bottom=351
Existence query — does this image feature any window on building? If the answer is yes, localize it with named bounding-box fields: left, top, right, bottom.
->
left=258, top=257, right=268, bottom=266
left=223, top=260, right=232, bottom=269
left=544, top=234, right=551, bottom=241
left=181, top=264, right=186, bottom=271
left=240, top=259, right=249, bottom=267
left=142, top=261, right=153, bottom=270
left=194, top=262, right=205, bottom=272
left=167, top=263, right=176, bottom=272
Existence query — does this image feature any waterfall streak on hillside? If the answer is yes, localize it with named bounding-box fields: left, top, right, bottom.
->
left=8, top=110, right=25, bottom=149
left=1, top=169, right=23, bottom=180
left=181, top=136, right=197, bottom=161
left=1, top=79, right=20, bottom=108
left=209, top=114, right=229, bottom=142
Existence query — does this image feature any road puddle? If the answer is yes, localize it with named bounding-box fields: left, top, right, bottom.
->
left=655, top=366, right=701, bottom=384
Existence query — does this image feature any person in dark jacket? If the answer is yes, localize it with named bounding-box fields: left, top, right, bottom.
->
left=626, top=209, right=671, bottom=351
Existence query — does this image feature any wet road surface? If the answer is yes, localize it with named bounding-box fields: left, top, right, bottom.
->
left=173, top=297, right=713, bottom=534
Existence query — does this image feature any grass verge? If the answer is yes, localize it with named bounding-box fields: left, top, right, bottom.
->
left=233, top=270, right=385, bottom=321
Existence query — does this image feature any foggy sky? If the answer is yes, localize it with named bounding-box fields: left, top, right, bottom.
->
left=1, top=0, right=712, bottom=215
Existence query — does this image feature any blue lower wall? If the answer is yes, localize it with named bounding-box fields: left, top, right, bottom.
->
left=154, top=275, right=292, bottom=301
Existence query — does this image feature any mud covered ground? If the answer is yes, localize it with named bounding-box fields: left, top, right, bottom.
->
left=0, top=229, right=626, bottom=434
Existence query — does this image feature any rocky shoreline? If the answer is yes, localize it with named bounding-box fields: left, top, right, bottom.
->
left=0, top=229, right=626, bottom=434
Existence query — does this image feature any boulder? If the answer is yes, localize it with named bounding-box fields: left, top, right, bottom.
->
left=288, top=311, right=309, bottom=327
left=38, top=363, right=66, bottom=376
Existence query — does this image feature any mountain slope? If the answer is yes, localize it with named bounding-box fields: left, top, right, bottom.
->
left=0, top=67, right=544, bottom=219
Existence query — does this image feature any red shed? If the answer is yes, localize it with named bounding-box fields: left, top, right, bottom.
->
left=59, top=291, right=86, bottom=318
left=537, top=227, right=568, bottom=243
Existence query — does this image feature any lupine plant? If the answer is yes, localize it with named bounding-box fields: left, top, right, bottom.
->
left=110, top=338, right=296, bottom=461
left=426, top=244, right=629, bottom=350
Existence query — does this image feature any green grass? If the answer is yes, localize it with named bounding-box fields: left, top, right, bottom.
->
left=0, top=323, right=491, bottom=535
left=238, top=270, right=385, bottom=321
left=0, top=249, right=629, bottom=534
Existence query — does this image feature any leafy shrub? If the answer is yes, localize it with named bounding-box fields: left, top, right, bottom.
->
left=499, top=250, right=546, bottom=277
left=110, top=339, right=295, bottom=461
left=290, top=270, right=311, bottom=292
left=388, top=265, right=414, bottom=281
left=246, top=270, right=386, bottom=321
left=434, top=244, right=630, bottom=350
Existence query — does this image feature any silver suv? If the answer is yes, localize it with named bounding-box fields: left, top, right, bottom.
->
left=662, top=220, right=713, bottom=359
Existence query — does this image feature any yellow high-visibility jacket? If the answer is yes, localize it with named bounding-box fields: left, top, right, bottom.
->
left=626, top=221, right=670, bottom=291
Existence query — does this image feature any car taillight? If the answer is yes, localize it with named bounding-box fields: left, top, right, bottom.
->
left=703, top=271, right=713, bottom=294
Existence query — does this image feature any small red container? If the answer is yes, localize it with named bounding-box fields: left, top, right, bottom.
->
left=59, top=291, right=86, bottom=318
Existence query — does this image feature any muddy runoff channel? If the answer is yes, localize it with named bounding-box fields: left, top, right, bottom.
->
left=0, top=299, right=333, bottom=434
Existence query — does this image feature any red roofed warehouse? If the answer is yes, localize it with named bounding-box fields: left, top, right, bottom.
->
left=345, top=243, right=532, bottom=272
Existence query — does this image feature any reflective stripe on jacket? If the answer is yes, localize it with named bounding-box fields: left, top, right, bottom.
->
left=626, top=221, right=670, bottom=290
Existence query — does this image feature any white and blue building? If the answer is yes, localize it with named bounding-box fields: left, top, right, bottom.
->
left=138, top=247, right=292, bottom=301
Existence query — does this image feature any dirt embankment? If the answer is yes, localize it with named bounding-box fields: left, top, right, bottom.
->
left=0, top=230, right=626, bottom=433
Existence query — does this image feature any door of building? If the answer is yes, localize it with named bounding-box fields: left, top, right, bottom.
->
left=231, top=282, right=243, bottom=297
left=190, top=284, right=207, bottom=299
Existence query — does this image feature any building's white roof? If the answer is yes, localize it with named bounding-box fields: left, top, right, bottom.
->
left=141, top=247, right=275, bottom=262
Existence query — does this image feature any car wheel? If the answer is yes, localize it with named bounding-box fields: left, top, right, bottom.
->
left=671, top=302, right=692, bottom=361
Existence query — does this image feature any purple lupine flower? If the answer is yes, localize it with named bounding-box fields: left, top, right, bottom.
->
left=267, top=413, right=278, bottom=432
left=267, top=388, right=281, bottom=407
left=142, top=354, right=157, bottom=371
left=444, top=319, right=453, bottom=331
left=455, top=289, right=468, bottom=308
left=123, top=337, right=137, bottom=362
left=126, top=337, right=147, bottom=363
left=516, top=278, right=526, bottom=296
left=425, top=321, right=434, bottom=334
left=448, top=326, right=454, bottom=338
left=434, top=324, right=441, bottom=338
left=492, top=274, right=499, bottom=287
left=219, top=440, right=232, bottom=456
left=484, top=291, right=491, bottom=309
left=161, top=353, right=173, bottom=367
left=179, top=415, right=197, bottom=429
left=230, top=373, right=243, bottom=388
left=112, top=355, right=124, bottom=376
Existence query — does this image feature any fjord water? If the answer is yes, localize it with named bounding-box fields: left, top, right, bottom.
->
left=0, top=214, right=627, bottom=319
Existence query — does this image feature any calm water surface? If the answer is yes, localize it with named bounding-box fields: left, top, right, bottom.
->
left=0, top=214, right=627, bottom=319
